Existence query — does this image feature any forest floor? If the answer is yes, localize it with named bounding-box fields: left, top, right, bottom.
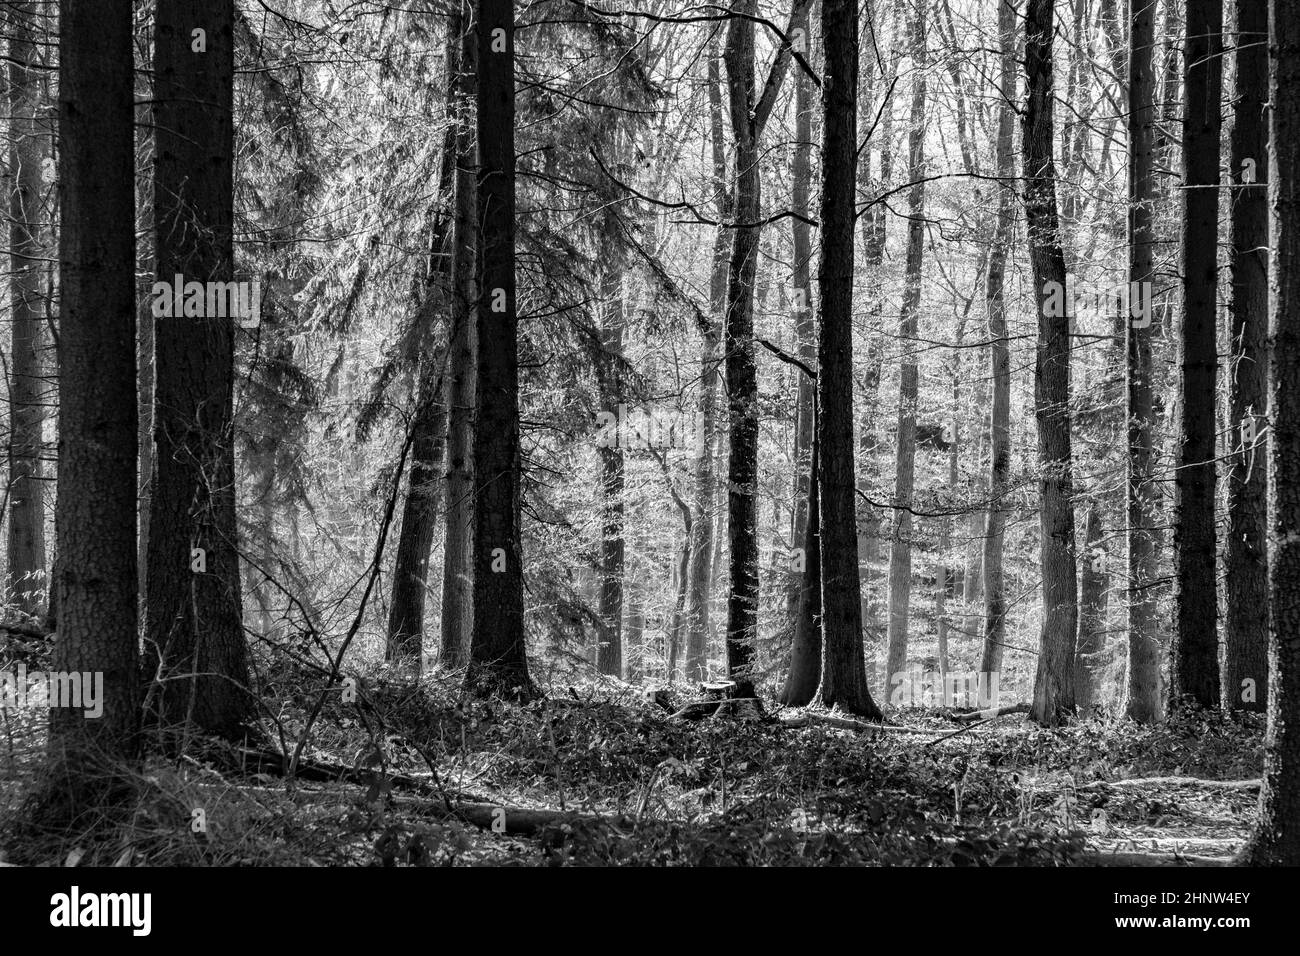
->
left=0, top=664, right=1264, bottom=867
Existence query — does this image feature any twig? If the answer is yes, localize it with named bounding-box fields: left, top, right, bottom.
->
left=925, top=708, right=1025, bottom=747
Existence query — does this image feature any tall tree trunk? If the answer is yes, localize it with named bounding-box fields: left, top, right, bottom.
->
left=465, top=0, right=531, bottom=697
left=1242, top=0, right=1300, bottom=863
left=138, top=100, right=156, bottom=613
left=722, top=0, right=763, bottom=697
left=693, top=427, right=721, bottom=676
left=787, top=8, right=816, bottom=628
left=780, top=409, right=822, bottom=704
left=1126, top=0, right=1163, bottom=722
left=440, top=0, right=478, bottom=668
left=815, top=0, right=881, bottom=719
left=719, top=0, right=807, bottom=695
left=386, top=199, right=452, bottom=671
left=644, top=209, right=693, bottom=680
left=1059, top=0, right=1089, bottom=239
left=936, top=385, right=958, bottom=694
left=961, top=508, right=982, bottom=638
left=145, top=0, right=250, bottom=739
left=1024, top=0, right=1078, bottom=726
left=884, top=1, right=928, bottom=690
left=1075, top=500, right=1109, bottom=711
left=386, top=364, right=447, bottom=666
left=710, top=468, right=727, bottom=658
left=1224, top=0, right=1269, bottom=712
left=939, top=0, right=986, bottom=638
left=388, top=17, right=462, bottom=667
left=667, top=503, right=690, bottom=681
left=1157, top=0, right=1183, bottom=232
left=625, top=585, right=644, bottom=683
left=684, top=38, right=727, bottom=684
left=857, top=17, right=898, bottom=649
left=980, top=0, right=1016, bottom=678
left=1171, top=0, right=1223, bottom=711
left=7, top=0, right=48, bottom=617
left=49, top=0, right=140, bottom=770
left=596, top=266, right=626, bottom=678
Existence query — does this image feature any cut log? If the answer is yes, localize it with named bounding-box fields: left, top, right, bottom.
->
left=951, top=702, right=1030, bottom=723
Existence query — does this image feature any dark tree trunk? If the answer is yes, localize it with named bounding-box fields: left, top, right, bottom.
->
left=1171, top=0, right=1223, bottom=712
left=440, top=1, right=478, bottom=668
left=390, top=11, right=478, bottom=665
left=49, top=0, right=140, bottom=766
left=1224, top=0, right=1269, bottom=713
left=1126, top=0, right=1163, bottom=722
left=385, top=366, right=447, bottom=666
left=980, top=0, right=1016, bottom=678
left=145, top=0, right=250, bottom=739
left=717, top=0, right=807, bottom=695
left=1241, top=0, right=1300, bottom=863
left=1023, top=0, right=1078, bottom=727
left=388, top=17, right=463, bottom=667
left=138, top=107, right=156, bottom=614
left=721, top=0, right=763, bottom=698
left=7, top=0, right=48, bottom=617
left=465, top=0, right=532, bottom=697
left=815, top=0, right=881, bottom=719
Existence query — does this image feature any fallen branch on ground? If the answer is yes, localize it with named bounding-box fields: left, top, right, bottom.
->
left=951, top=702, right=1031, bottom=724
left=1088, top=850, right=1232, bottom=867
left=392, top=795, right=639, bottom=835
left=1079, top=776, right=1260, bottom=792
left=1, top=621, right=49, bottom=641
left=235, top=745, right=482, bottom=805
left=925, top=708, right=1026, bottom=747
left=450, top=801, right=636, bottom=834
left=778, top=713, right=936, bottom=735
